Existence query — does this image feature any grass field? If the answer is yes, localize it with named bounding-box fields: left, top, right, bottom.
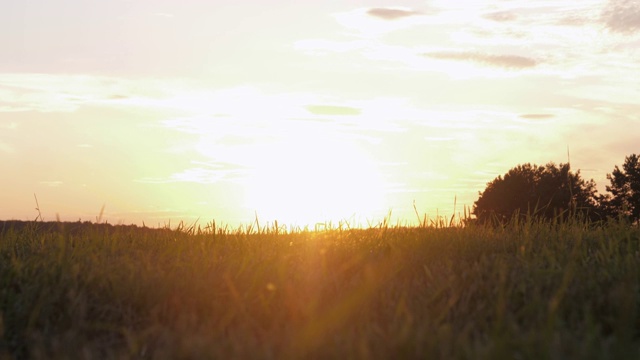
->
left=1, top=217, right=639, bottom=359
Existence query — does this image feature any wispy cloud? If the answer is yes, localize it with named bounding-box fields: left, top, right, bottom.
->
left=516, top=113, right=556, bottom=124
left=425, top=137, right=455, bottom=142
left=483, top=11, right=518, bottom=22
left=108, top=94, right=129, bottom=100
left=0, top=74, right=149, bottom=113
left=294, top=39, right=367, bottom=55
left=136, top=160, right=247, bottom=185
left=424, top=51, right=538, bottom=69
left=367, top=8, right=422, bottom=20
left=306, top=105, right=361, bottom=116
left=168, top=167, right=237, bottom=184
left=333, top=7, right=434, bottom=37
left=602, top=0, right=640, bottom=33
left=519, top=113, right=555, bottom=120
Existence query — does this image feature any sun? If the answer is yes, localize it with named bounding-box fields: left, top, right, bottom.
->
left=241, top=135, right=387, bottom=228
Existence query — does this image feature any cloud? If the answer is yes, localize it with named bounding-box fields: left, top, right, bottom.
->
left=135, top=168, right=229, bottom=185
left=136, top=161, right=247, bottom=185
left=516, top=113, right=555, bottom=124
left=294, top=39, right=367, bottom=55
left=519, top=114, right=555, bottom=120
left=306, top=105, right=361, bottom=116
left=602, top=0, right=640, bottom=33
left=424, top=51, right=538, bottom=69
left=367, top=8, right=422, bottom=20
left=483, top=11, right=518, bottom=22
left=556, top=15, right=592, bottom=27
left=108, top=94, right=129, bottom=100
left=425, top=137, right=455, bottom=142
left=168, top=167, right=231, bottom=184
left=0, top=74, right=146, bottom=112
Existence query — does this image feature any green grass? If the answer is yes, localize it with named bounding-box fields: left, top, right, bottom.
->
left=0, top=218, right=639, bottom=359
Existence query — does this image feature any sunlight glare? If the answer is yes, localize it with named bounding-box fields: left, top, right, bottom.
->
left=241, top=136, right=386, bottom=227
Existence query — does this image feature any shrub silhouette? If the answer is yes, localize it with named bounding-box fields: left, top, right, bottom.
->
left=473, top=162, right=600, bottom=224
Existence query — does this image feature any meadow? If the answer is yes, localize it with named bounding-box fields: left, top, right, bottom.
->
left=0, top=216, right=639, bottom=359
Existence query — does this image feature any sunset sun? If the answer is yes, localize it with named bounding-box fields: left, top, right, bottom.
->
left=241, top=134, right=387, bottom=227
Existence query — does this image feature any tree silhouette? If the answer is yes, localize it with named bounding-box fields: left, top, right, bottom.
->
left=473, top=162, right=600, bottom=224
left=601, top=154, right=640, bottom=223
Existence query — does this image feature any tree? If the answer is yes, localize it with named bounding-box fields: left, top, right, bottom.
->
left=473, top=162, right=600, bottom=224
left=602, top=154, right=640, bottom=223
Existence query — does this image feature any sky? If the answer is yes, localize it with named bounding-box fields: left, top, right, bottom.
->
left=1, top=0, right=639, bottom=228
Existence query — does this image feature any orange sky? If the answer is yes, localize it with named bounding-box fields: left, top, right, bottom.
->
left=1, top=1, right=639, bottom=228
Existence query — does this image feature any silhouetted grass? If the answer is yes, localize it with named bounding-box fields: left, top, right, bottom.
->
left=0, top=217, right=639, bottom=359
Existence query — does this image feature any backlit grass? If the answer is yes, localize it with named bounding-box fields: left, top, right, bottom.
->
left=1, top=217, right=639, bottom=359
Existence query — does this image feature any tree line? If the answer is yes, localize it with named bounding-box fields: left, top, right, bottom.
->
left=473, top=154, right=640, bottom=224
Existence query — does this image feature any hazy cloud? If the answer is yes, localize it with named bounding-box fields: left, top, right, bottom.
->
left=168, top=161, right=248, bottom=184
left=424, top=51, right=538, bottom=69
left=425, top=137, right=455, bottom=142
left=602, top=0, right=640, bottom=33
left=136, top=160, right=246, bottom=185
left=0, top=74, right=148, bottom=112
left=306, top=105, right=361, bottom=116
left=169, top=168, right=230, bottom=184
left=556, top=15, right=592, bottom=27
left=519, top=114, right=555, bottom=119
left=367, top=8, right=421, bottom=20
left=108, top=94, right=129, bottom=100
left=294, top=39, right=367, bottom=55
left=483, top=11, right=518, bottom=22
